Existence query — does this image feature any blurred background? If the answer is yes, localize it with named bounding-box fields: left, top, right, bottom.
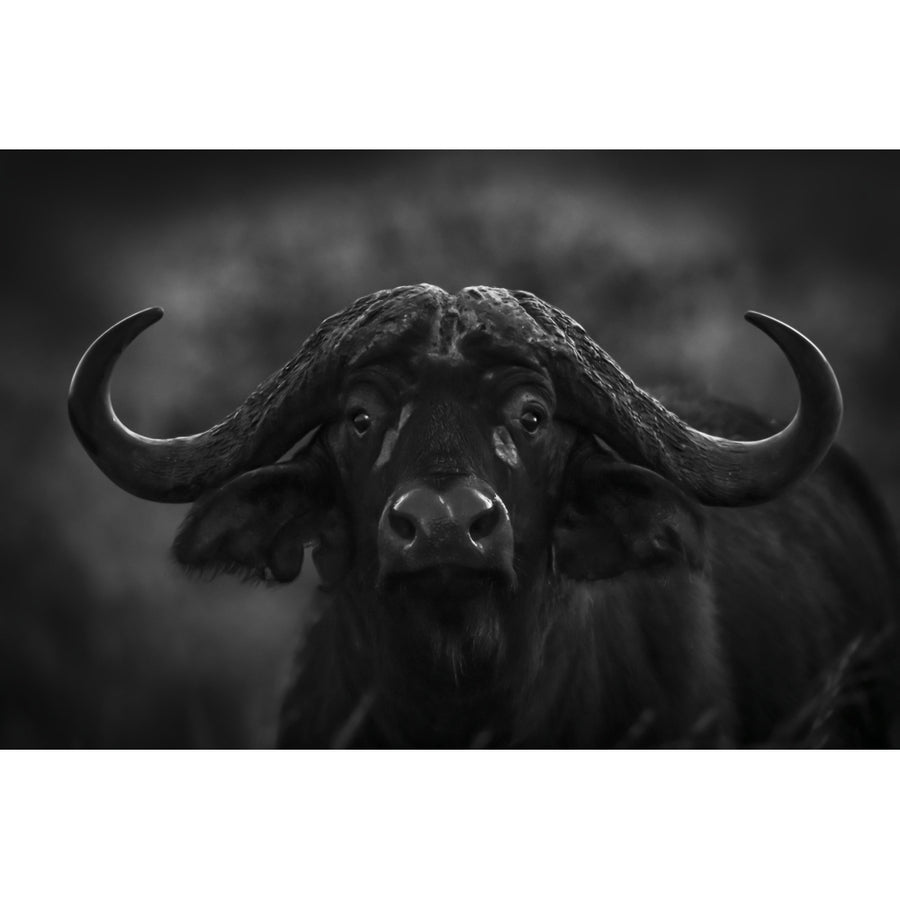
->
left=1, top=151, right=898, bottom=748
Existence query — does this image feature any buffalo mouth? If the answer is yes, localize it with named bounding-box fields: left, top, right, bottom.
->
left=378, top=566, right=515, bottom=675
left=380, top=565, right=514, bottom=610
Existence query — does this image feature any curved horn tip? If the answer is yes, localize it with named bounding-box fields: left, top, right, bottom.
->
left=741, top=311, right=835, bottom=363
left=744, top=310, right=794, bottom=336
left=742, top=307, right=843, bottom=431
left=105, top=306, right=165, bottom=344
left=744, top=309, right=767, bottom=325
left=116, top=306, right=165, bottom=341
left=115, top=307, right=165, bottom=352
left=743, top=310, right=837, bottom=377
left=68, top=307, right=165, bottom=402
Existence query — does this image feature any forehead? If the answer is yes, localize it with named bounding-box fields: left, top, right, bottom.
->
left=345, top=285, right=550, bottom=377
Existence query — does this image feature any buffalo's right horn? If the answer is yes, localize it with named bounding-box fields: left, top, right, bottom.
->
left=68, top=285, right=451, bottom=503
left=68, top=308, right=338, bottom=503
left=69, top=308, right=324, bottom=503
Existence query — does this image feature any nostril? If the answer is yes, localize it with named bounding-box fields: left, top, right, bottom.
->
left=388, top=509, right=417, bottom=543
left=469, top=503, right=501, bottom=542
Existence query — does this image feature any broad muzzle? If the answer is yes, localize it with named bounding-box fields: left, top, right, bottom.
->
left=377, top=478, right=515, bottom=582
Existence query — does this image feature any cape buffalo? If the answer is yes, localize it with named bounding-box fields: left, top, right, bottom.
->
left=69, top=284, right=900, bottom=747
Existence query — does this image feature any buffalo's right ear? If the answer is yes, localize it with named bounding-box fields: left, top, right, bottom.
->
left=552, top=460, right=706, bottom=581
left=173, top=463, right=336, bottom=584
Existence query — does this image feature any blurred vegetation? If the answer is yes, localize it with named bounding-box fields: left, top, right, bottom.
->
left=1, top=151, right=898, bottom=747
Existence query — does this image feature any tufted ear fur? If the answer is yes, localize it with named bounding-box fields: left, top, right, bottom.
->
left=173, top=461, right=348, bottom=585
left=553, top=460, right=706, bottom=581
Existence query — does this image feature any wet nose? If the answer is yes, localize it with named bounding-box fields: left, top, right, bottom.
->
left=388, top=486, right=501, bottom=545
left=378, top=480, right=514, bottom=575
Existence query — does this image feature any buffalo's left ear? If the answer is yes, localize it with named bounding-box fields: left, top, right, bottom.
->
left=552, top=461, right=706, bottom=581
left=173, top=463, right=335, bottom=584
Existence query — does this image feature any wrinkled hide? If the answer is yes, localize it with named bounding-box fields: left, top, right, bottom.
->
left=70, top=285, right=900, bottom=748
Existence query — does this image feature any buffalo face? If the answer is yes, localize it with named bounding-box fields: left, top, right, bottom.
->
left=323, top=348, right=574, bottom=675
left=69, top=283, right=842, bottom=696
left=169, top=341, right=709, bottom=685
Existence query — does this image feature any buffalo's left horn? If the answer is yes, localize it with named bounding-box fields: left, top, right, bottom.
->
left=514, top=292, right=842, bottom=507
left=609, top=312, right=840, bottom=505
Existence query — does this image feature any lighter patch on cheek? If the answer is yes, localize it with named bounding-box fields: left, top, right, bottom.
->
left=279, top=425, right=322, bottom=462
left=493, top=426, right=520, bottom=468
left=375, top=429, right=398, bottom=469
left=375, top=403, right=414, bottom=469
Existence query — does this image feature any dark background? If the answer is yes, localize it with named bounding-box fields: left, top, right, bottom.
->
left=2, top=151, right=898, bottom=747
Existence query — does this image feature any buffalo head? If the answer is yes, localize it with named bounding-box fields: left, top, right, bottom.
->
left=69, top=285, right=842, bottom=690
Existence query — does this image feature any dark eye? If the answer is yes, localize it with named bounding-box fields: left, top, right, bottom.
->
left=520, top=409, right=543, bottom=434
left=351, top=410, right=372, bottom=435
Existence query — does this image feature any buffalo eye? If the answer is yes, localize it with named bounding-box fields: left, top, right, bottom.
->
left=351, top=410, right=372, bottom=435
left=500, top=386, right=552, bottom=437
left=520, top=409, right=543, bottom=434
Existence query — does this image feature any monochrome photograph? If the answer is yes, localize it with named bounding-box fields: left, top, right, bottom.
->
left=4, top=7, right=900, bottom=884
left=3, top=151, right=898, bottom=750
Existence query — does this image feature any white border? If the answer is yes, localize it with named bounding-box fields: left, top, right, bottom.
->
left=3, top=3, right=899, bottom=148
left=2, top=752, right=898, bottom=899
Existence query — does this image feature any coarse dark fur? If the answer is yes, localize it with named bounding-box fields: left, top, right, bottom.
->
left=174, top=375, right=899, bottom=747
left=76, top=285, right=897, bottom=748
left=266, top=397, right=898, bottom=748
